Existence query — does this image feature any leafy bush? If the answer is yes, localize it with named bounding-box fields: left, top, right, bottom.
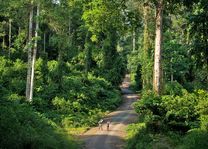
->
left=125, top=123, right=152, bottom=149
left=0, top=57, right=26, bottom=96
left=126, top=123, right=175, bottom=149
left=95, top=55, right=127, bottom=86
left=179, top=129, right=208, bottom=149
left=161, top=93, right=198, bottom=131
left=0, top=53, right=124, bottom=148
left=47, top=60, right=60, bottom=83
left=6, top=93, right=24, bottom=102
left=195, top=90, right=208, bottom=116
left=134, top=90, right=207, bottom=132
left=133, top=91, right=165, bottom=132
left=195, top=90, right=208, bottom=130
left=32, top=71, right=122, bottom=127
left=164, top=81, right=184, bottom=96
left=199, top=115, right=208, bottom=131
left=131, top=89, right=208, bottom=149
left=134, top=91, right=163, bottom=116
left=0, top=100, right=77, bottom=149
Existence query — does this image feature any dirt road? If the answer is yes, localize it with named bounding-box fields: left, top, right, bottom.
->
left=82, top=75, right=138, bottom=149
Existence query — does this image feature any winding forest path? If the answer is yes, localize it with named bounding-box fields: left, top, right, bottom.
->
left=81, top=75, right=138, bottom=149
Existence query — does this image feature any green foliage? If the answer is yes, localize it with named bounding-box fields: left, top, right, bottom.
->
left=1, top=0, right=208, bottom=148
left=126, top=88, right=208, bottom=149
left=82, top=0, right=125, bottom=40
left=164, top=81, right=184, bottom=96
left=129, top=89, right=208, bottom=149
left=125, top=123, right=153, bottom=149
left=163, top=34, right=191, bottom=84
left=134, top=86, right=208, bottom=133
left=188, top=0, right=208, bottom=68
left=0, top=57, right=26, bottom=98
left=46, top=73, right=122, bottom=127
left=184, top=81, right=208, bottom=92
left=0, top=100, right=77, bottom=149
left=126, top=123, right=176, bottom=149
left=0, top=45, right=124, bottom=148
left=99, top=55, right=127, bottom=86
left=161, top=93, right=198, bottom=131
left=199, top=115, right=208, bottom=131
left=134, top=91, right=162, bottom=116
left=195, top=90, right=208, bottom=115
left=28, top=60, right=123, bottom=128
left=175, top=90, right=208, bottom=149
left=179, top=129, right=208, bottom=149
left=128, top=50, right=143, bottom=91
left=195, top=90, right=208, bottom=131
left=134, top=91, right=166, bottom=132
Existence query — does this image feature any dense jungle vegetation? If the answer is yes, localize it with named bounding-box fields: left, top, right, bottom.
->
left=0, top=0, right=207, bottom=149
left=126, top=0, right=208, bottom=149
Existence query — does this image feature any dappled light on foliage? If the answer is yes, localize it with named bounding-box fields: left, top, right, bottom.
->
left=0, top=0, right=208, bottom=148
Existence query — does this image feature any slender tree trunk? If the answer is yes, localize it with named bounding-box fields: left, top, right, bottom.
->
left=171, top=72, right=173, bottom=82
left=29, top=3, right=40, bottom=101
left=132, top=28, right=136, bottom=51
left=153, top=0, right=163, bottom=95
left=143, top=3, right=149, bottom=89
left=143, top=2, right=151, bottom=55
left=142, top=2, right=151, bottom=89
left=26, top=2, right=34, bottom=101
left=9, top=19, right=12, bottom=58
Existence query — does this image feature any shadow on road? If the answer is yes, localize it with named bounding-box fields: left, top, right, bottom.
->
left=83, top=134, right=125, bottom=149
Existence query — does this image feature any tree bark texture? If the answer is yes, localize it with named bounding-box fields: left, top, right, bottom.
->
left=132, top=28, right=136, bottom=51
left=26, top=3, right=34, bottom=101
left=29, top=3, right=40, bottom=101
left=142, top=2, right=152, bottom=90
left=153, top=0, right=163, bottom=95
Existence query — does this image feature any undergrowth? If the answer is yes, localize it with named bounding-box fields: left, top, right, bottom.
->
left=126, top=82, right=208, bottom=149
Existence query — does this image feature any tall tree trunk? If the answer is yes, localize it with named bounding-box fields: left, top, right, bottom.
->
left=3, top=35, right=5, bottom=50
left=153, top=0, right=163, bottom=95
left=142, top=2, right=152, bottom=90
left=132, top=28, right=136, bottom=51
left=26, top=2, right=34, bottom=101
left=8, top=19, right=12, bottom=58
left=29, top=3, right=40, bottom=101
